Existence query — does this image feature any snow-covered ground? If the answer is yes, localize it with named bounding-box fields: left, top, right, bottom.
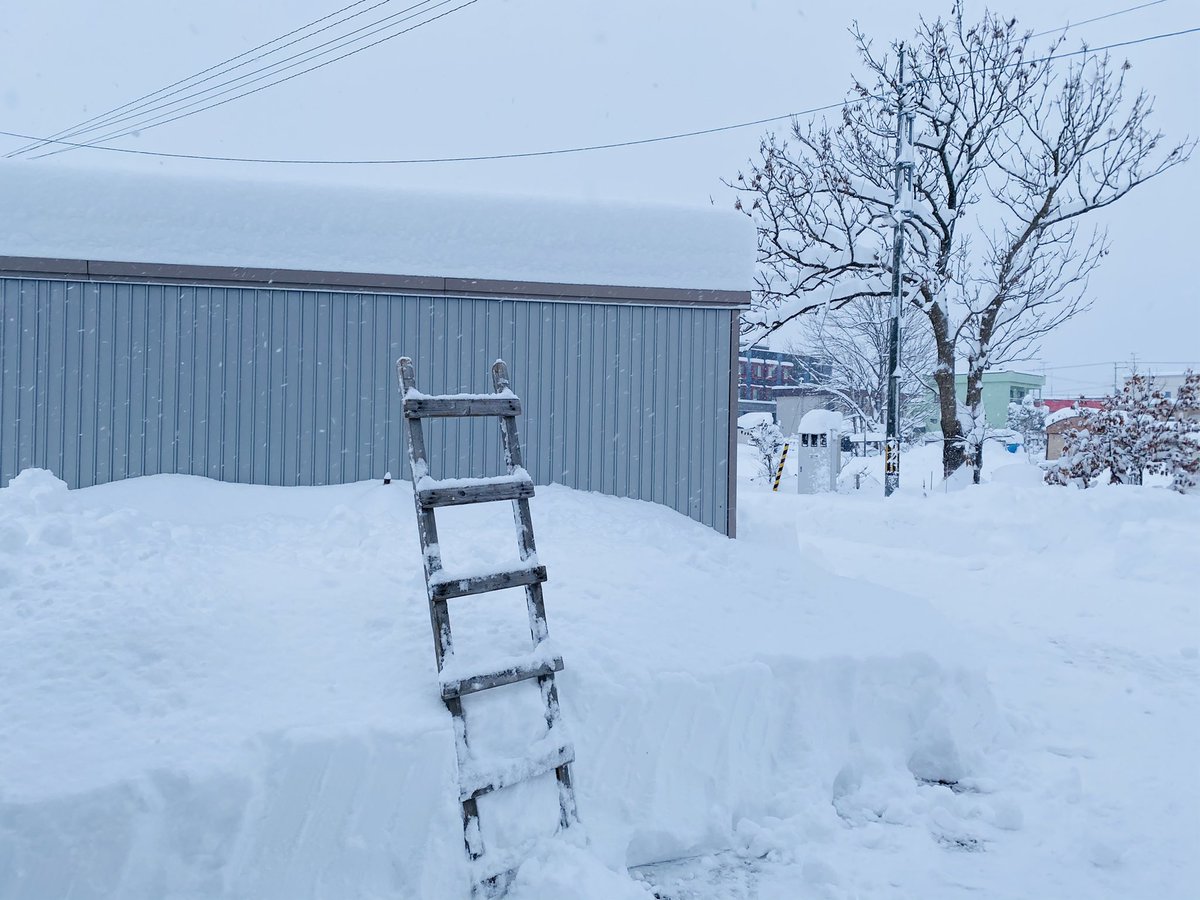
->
left=645, top=455, right=1199, bottom=898
left=1, top=455, right=1196, bottom=898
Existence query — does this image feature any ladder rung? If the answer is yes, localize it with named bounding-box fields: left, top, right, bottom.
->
left=430, top=565, right=547, bottom=600
left=441, top=655, right=564, bottom=700
left=404, top=396, right=521, bottom=418
left=460, top=743, right=575, bottom=802
left=476, top=867, right=516, bottom=899
left=418, top=475, right=534, bottom=509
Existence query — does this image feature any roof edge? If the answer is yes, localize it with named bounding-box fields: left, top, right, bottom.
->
left=0, top=255, right=751, bottom=308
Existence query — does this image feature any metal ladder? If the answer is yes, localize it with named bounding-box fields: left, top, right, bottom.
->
left=396, top=356, right=578, bottom=896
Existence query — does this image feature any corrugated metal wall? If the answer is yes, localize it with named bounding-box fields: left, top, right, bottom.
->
left=0, top=277, right=735, bottom=533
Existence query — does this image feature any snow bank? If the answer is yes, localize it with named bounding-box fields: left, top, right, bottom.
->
left=0, top=469, right=1002, bottom=898
left=0, top=161, right=755, bottom=291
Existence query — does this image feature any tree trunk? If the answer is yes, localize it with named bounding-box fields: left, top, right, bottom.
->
left=935, top=368, right=964, bottom=479
left=928, top=306, right=964, bottom=479
left=964, top=369, right=986, bottom=485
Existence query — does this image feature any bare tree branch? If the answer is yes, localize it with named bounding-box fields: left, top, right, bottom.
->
left=727, top=2, right=1193, bottom=478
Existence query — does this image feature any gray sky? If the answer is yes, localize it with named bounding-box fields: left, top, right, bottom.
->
left=2, top=0, right=1196, bottom=394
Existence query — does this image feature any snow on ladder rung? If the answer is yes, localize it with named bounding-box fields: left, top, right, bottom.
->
left=459, top=742, right=575, bottom=802
left=430, top=565, right=547, bottom=601
left=403, top=396, right=521, bottom=419
left=440, top=655, right=564, bottom=700
left=417, top=473, right=535, bottom=509
left=476, top=868, right=516, bottom=900
left=470, top=836, right=546, bottom=894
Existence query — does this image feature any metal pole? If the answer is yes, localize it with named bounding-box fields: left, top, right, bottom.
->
left=884, top=46, right=913, bottom=497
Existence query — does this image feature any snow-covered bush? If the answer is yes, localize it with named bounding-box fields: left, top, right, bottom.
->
left=743, top=420, right=788, bottom=482
left=1043, top=421, right=1105, bottom=489
left=1007, top=395, right=1047, bottom=453
left=1045, top=371, right=1200, bottom=492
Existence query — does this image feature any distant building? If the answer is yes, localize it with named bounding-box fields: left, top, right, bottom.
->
left=773, top=386, right=843, bottom=436
left=925, top=370, right=1045, bottom=432
left=737, top=348, right=830, bottom=420
left=1141, top=371, right=1191, bottom=401
left=1043, top=405, right=1099, bottom=460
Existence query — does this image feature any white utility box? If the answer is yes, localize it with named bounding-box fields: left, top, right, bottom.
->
left=795, top=431, right=840, bottom=494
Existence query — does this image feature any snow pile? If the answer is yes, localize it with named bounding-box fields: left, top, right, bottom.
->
left=0, top=468, right=1001, bottom=899
left=0, top=161, right=755, bottom=291
left=796, top=408, right=846, bottom=434
left=736, top=412, right=773, bottom=430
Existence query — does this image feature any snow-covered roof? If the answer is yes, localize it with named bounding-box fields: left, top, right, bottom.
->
left=797, top=409, right=846, bottom=433
left=0, top=162, right=755, bottom=293
left=1045, top=407, right=1089, bottom=427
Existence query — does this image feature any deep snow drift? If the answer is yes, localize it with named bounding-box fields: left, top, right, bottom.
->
left=1, top=468, right=1001, bottom=899
left=1, top=463, right=1196, bottom=899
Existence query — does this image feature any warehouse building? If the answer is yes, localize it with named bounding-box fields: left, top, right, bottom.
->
left=0, top=164, right=752, bottom=534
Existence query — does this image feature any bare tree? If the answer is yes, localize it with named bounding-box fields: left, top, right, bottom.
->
left=784, top=296, right=936, bottom=439
left=730, top=4, right=1192, bottom=479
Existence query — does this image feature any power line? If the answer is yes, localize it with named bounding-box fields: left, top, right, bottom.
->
left=3, top=22, right=1195, bottom=166
left=29, top=0, right=474, bottom=161
left=1045, top=360, right=1199, bottom=370
left=11, top=0, right=1171, bottom=160
left=909, top=23, right=1200, bottom=90
left=7, top=0, right=393, bottom=158
left=1029, top=0, right=1170, bottom=39
left=21, top=0, right=1166, bottom=161
left=12, top=3, right=1179, bottom=162
left=24, top=0, right=446, bottom=159
left=0, top=102, right=844, bottom=165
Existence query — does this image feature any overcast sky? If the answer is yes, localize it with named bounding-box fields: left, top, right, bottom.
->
left=2, top=0, right=1196, bottom=395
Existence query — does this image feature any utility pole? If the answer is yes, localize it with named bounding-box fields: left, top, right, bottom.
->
left=884, top=45, right=915, bottom=497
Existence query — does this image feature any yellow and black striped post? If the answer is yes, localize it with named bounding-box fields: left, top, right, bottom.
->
left=772, top=442, right=790, bottom=492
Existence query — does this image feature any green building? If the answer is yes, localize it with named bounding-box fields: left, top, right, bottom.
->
left=925, top=370, right=1045, bottom=432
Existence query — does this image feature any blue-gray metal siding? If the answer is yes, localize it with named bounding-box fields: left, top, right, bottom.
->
left=0, top=277, right=735, bottom=533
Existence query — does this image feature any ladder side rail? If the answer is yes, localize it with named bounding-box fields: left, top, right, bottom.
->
left=398, top=358, right=452, bottom=668
left=491, top=360, right=577, bottom=831
left=538, top=667, right=577, bottom=829
left=397, top=357, right=485, bottom=863
left=491, top=361, right=538, bottom=562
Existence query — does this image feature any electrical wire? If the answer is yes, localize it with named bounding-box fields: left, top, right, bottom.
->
left=28, top=0, right=473, bottom=160
left=1043, top=360, right=1199, bottom=370
left=908, top=23, right=1199, bottom=90
left=0, top=101, right=847, bottom=165
left=15, top=0, right=1173, bottom=161
left=1029, top=0, right=1169, bottom=39
left=25, top=0, right=445, bottom=158
left=6, top=0, right=395, bottom=157
left=3, top=21, right=1194, bottom=166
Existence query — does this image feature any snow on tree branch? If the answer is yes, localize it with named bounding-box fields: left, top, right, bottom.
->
left=728, top=2, right=1193, bottom=480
